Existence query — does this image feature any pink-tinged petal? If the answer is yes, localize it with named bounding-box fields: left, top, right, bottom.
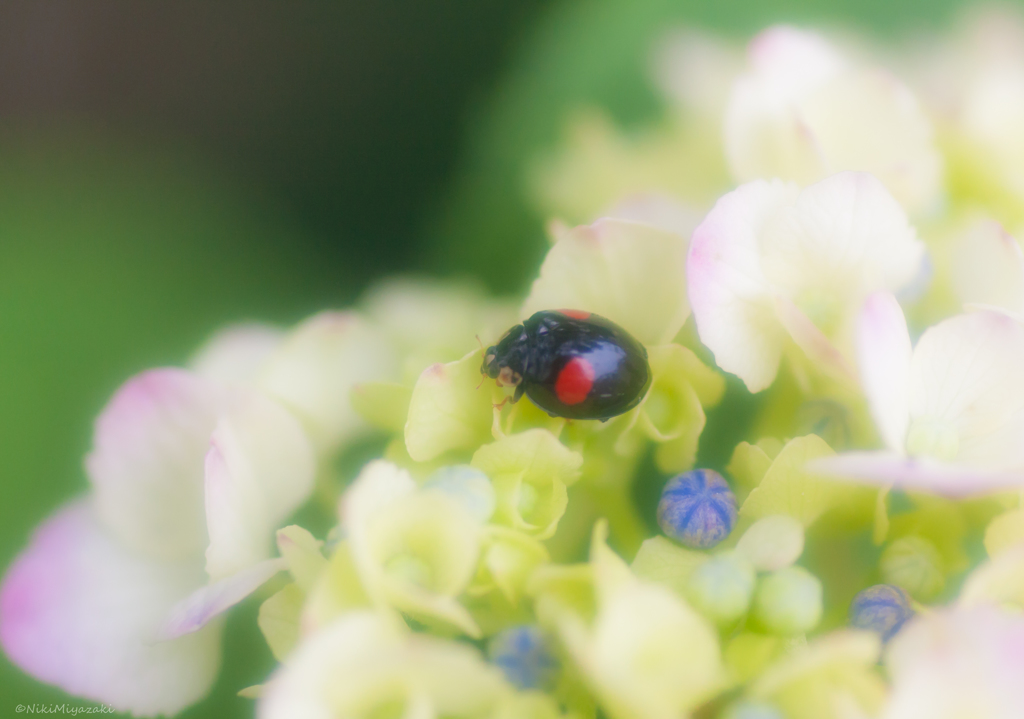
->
left=161, top=558, right=286, bottom=639
left=725, top=27, right=843, bottom=186
left=204, top=394, right=315, bottom=580
left=86, top=369, right=230, bottom=561
left=688, top=179, right=799, bottom=392
left=909, top=309, right=1024, bottom=469
left=747, top=26, right=845, bottom=97
left=810, top=452, right=1024, bottom=497
left=190, top=323, right=284, bottom=386
left=0, top=502, right=220, bottom=716
left=856, top=292, right=912, bottom=452
left=951, top=220, right=1024, bottom=315
left=774, top=295, right=855, bottom=381
left=883, top=607, right=1024, bottom=719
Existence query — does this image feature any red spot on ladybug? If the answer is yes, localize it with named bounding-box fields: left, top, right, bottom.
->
left=558, top=309, right=591, bottom=320
left=555, top=357, right=595, bottom=405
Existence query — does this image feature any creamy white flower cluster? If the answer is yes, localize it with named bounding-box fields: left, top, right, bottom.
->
left=4, top=9, right=1024, bottom=719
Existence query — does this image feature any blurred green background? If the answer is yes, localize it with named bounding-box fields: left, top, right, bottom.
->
left=0, top=0, right=1003, bottom=716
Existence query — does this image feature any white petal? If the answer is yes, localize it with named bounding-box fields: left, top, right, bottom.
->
left=0, top=502, right=220, bottom=716
left=724, top=26, right=843, bottom=185
left=189, top=323, right=284, bottom=386
left=204, top=394, right=316, bottom=580
left=161, top=558, right=287, bottom=638
left=951, top=219, right=1024, bottom=315
left=522, top=218, right=690, bottom=345
left=909, top=309, right=1024, bottom=469
left=798, top=70, right=942, bottom=214
left=760, top=172, right=924, bottom=306
left=257, top=312, right=397, bottom=455
left=688, top=179, right=798, bottom=391
left=85, top=369, right=229, bottom=561
left=856, top=292, right=912, bottom=451
left=810, top=451, right=1024, bottom=497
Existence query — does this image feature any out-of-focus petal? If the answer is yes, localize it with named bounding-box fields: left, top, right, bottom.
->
left=203, top=394, right=315, bottom=580
left=809, top=451, right=1024, bottom=497
left=908, top=309, right=1024, bottom=469
left=883, top=607, right=1024, bottom=719
left=958, top=544, right=1024, bottom=608
left=856, top=293, right=912, bottom=452
left=950, top=219, right=1024, bottom=314
left=688, top=179, right=798, bottom=391
left=258, top=311, right=397, bottom=455
left=86, top=368, right=229, bottom=561
left=726, top=26, right=941, bottom=214
left=189, top=323, right=284, bottom=386
left=798, top=70, right=942, bottom=214
left=604, top=193, right=705, bottom=240
left=259, top=612, right=508, bottom=719
left=759, top=173, right=923, bottom=306
left=161, top=558, right=287, bottom=639
left=725, top=27, right=844, bottom=186
left=0, top=502, right=220, bottom=716
left=522, top=218, right=690, bottom=345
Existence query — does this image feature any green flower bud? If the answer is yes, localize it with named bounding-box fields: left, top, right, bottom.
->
left=753, top=566, right=823, bottom=635
left=686, top=551, right=756, bottom=626
left=880, top=535, right=945, bottom=600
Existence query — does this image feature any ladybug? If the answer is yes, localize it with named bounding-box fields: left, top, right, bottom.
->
left=481, top=309, right=651, bottom=421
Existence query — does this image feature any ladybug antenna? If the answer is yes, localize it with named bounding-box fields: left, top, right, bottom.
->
left=475, top=334, right=484, bottom=352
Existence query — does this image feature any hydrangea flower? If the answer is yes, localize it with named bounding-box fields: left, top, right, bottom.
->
left=688, top=171, right=924, bottom=392
left=813, top=293, right=1024, bottom=495
left=725, top=25, right=941, bottom=214
left=11, top=12, right=1024, bottom=719
left=0, top=369, right=315, bottom=715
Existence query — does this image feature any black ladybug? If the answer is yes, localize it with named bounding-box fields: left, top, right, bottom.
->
left=481, top=310, right=652, bottom=421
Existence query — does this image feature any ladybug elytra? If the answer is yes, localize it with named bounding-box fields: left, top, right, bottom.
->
left=481, top=310, right=651, bottom=421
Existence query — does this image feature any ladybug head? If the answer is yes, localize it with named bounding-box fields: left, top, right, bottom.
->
left=481, top=324, right=527, bottom=385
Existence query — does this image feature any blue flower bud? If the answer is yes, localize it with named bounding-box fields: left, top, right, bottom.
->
left=657, top=469, right=737, bottom=549
left=722, top=700, right=786, bottom=719
left=753, top=566, right=823, bottom=635
left=486, top=625, right=560, bottom=690
left=849, top=584, right=914, bottom=642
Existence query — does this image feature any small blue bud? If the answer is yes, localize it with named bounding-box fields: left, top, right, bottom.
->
left=424, top=465, right=496, bottom=522
left=849, top=584, right=914, bottom=642
left=657, top=469, right=737, bottom=549
left=487, top=625, right=560, bottom=690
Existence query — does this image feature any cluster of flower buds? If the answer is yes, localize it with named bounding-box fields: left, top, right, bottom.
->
left=5, top=7, right=1024, bottom=719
